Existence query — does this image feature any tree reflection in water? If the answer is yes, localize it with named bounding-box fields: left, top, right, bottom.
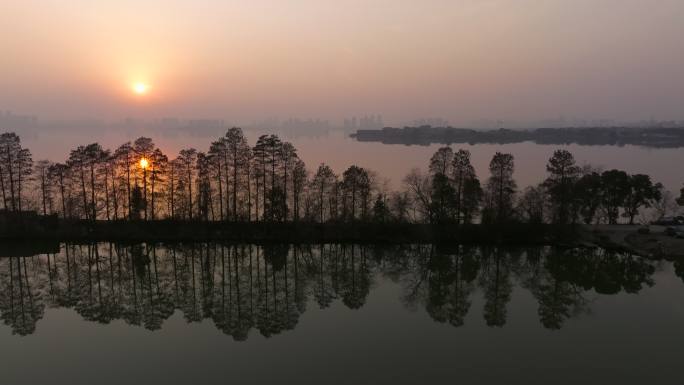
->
left=0, top=243, right=661, bottom=337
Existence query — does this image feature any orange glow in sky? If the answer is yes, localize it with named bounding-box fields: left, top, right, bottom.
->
left=132, top=83, right=149, bottom=95
left=1, top=0, right=683, bottom=123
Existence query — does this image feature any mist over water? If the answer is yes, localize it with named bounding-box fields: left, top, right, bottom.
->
left=16, top=128, right=684, bottom=193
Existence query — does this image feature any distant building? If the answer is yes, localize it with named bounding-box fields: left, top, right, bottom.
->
left=343, top=114, right=383, bottom=131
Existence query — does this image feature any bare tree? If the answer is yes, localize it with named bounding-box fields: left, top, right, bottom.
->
left=177, top=149, right=197, bottom=220
left=402, top=168, right=432, bottom=223
left=311, top=164, right=336, bottom=222
left=0, top=133, right=32, bottom=212
left=34, top=160, right=53, bottom=215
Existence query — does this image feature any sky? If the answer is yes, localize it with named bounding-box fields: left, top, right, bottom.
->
left=1, top=0, right=683, bottom=125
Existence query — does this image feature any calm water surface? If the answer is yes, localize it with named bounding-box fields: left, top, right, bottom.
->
left=1, top=243, right=683, bottom=385
left=23, top=130, right=684, bottom=192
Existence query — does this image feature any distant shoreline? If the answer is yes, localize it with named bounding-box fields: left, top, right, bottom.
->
left=351, top=126, right=684, bottom=148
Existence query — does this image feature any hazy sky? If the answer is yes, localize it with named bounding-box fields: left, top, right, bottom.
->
left=1, top=0, right=683, bottom=124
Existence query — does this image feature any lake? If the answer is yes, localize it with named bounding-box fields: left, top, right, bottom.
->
left=20, top=129, right=684, bottom=194
left=1, top=243, right=683, bottom=384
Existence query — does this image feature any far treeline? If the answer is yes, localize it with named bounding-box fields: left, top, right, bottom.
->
left=352, top=126, right=684, bottom=148
left=0, top=130, right=682, bottom=225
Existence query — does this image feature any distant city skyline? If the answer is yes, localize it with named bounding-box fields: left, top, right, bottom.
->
left=2, top=108, right=683, bottom=133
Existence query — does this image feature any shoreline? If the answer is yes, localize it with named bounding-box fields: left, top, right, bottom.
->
left=578, top=224, right=684, bottom=259
left=1, top=216, right=682, bottom=259
left=0, top=217, right=573, bottom=243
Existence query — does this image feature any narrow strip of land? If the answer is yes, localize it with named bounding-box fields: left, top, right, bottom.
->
left=351, top=126, right=684, bottom=147
left=1, top=216, right=683, bottom=259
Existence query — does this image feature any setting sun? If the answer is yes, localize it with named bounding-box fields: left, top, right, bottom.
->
left=132, top=82, right=149, bottom=95
left=139, top=158, right=149, bottom=169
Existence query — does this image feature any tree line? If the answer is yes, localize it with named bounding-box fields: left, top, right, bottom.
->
left=1, top=130, right=681, bottom=224
left=407, top=147, right=672, bottom=225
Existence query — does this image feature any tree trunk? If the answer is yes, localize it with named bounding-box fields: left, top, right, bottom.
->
left=456, top=171, right=463, bottom=224
left=233, top=148, right=238, bottom=221
left=293, top=184, right=299, bottom=222
left=80, top=165, right=88, bottom=219
left=41, top=169, right=47, bottom=215
left=351, top=184, right=356, bottom=220
left=111, top=167, right=118, bottom=220
left=59, top=173, right=67, bottom=219
left=262, top=156, right=267, bottom=221
left=283, top=160, right=288, bottom=221
left=17, top=162, right=22, bottom=213
left=170, top=165, right=175, bottom=219
left=151, top=170, right=156, bottom=220
left=90, top=164, right=97, bottom=220
left=126, top=155, right=131, bottom=220
left=0, top=165, right=7, bottom=210
left=246, top=166, right=252, bottom=222
left=7, top=145, right=16, bottom=211
left=320, top=181, right=325, bottom=223
left=143, top=167, right=147, bottom=221
left=223, top=152, right=230, bottom=220
left=187, top=165, right=193, bottom=220
left=216, top=161, right=223, bottom=220
left=104, top=167, right=110, bottom=220
left=498, top=168, right=504, bottom=222
left=255, top=171, right=260, bottom=222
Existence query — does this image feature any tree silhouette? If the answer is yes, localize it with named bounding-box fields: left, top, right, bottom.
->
left=623, top=174, right=662, bottom=224
left=573, top=172, right=603, bottom=224
left=479, top=248, right=513, bottom=327
left=429, top=147, right=453, bottom=176
left=112, top=143, right=133, bottom=219
left=600, top=170, right=631, bottom=224
left=311, top=164, right=336, bottom=222
left=133, top=138, right=155, bottom=219
left=177, top=148, right=197, bottom=220
left=518, top=185, right=546, bottom=224
left=452, top=149, right=482, bottom=224
left=0, top=133, right=33, bottom=212
left=196, top=152, right=212, bottom=221
left=0, top=131, right=672, bottom=228
left=424, top=247, right=477, bottom=327
left=544, top=150, right=581, bottom=224
left=0, top=243, right=667, bottom=337
left=527, top=250, right=589, bottom=330
left=341, top=165, right=371, bottom=221
left=48, top=163, right=70, bottom=219
left=428, top=147, right=453, bottom=220
left=403, top=169, right=432, bottom=222
left=430, top=173, right=456, bottom=223
left=35, top=160, right=54, bottom=215
left=67, top=145, right=90, bottom=219
left=482, top=152, right=516, bottom=224
left=372, top=193, right=390, bottom=223
left=149, top=148, right=168, bottom=220
left=291, top=158, right=307, bottom=221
